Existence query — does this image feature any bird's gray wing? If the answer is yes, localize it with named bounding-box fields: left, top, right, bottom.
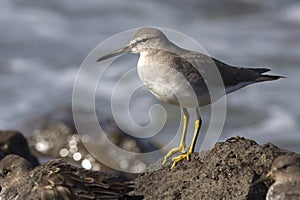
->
left=169, top=52, right=223, bottom=99
left=178, top=51, right=276, bottom=94
left=181, top=51, right=266, bottom=83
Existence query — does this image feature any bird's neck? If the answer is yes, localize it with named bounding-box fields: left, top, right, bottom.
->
left=137, top=51, right=151, bottom=67
left=137, top=46, right=176, bottom=66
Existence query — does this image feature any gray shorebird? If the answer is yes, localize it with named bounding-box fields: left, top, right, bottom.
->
left=0, top=154, right=136, bottom=200
left=264, top=155, right=300, bottom=200
left=97, top=27, right=283, bottom=169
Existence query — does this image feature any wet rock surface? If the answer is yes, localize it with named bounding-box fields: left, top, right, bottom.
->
left=132, top=137, right=295, bottom=200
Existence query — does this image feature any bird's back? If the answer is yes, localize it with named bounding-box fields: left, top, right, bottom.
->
left=22, top=159, right=133, bottom=200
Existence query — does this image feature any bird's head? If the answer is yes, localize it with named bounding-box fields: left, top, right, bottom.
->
left=96, top=28, right=172, bottom=62
left=268, top=155, right=300, bottom=183
left=0, top=154, right=32, bottom=196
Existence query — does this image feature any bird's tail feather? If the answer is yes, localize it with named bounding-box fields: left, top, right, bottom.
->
left=255, top=74, right=285, bottom=82
left=249, top=67, right=285, bottom=82
left=252, top=67, right=271, bottom=74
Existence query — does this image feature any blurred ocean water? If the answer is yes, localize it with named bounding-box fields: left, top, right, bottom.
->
left=0, top=0, right=299, bottom=152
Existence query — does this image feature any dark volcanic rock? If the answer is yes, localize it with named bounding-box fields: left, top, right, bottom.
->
left=132, top=137, right=295, bottom=200
left=0, top=130, right=39, bottom=167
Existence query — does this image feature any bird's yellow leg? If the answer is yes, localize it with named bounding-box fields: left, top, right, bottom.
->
left=162, top=108, right=189, bottom=165
left=171, top=108, right=202, bottom=169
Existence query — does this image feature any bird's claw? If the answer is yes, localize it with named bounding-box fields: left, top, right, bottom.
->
left=170, top=151, right=192, bottom=169
left=162, top=145, right=186, bottom=165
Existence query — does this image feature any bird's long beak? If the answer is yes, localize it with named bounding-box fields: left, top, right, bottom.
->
left=96, top=44, right=132, bottom=62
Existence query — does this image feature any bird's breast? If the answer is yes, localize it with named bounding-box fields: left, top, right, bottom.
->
left=136, top=53, right=200, bottom=107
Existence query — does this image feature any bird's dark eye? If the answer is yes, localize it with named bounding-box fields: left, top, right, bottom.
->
left=2, top=169, right=10, bottom=176
left=280, top=164, right=290, bottom=170
left=140, top=37, right=148, bottom=43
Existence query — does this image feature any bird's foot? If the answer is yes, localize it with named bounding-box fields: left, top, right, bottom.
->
left=170, top=151, right=192, bottom=169
left=162, top=145, right=186, bottom=165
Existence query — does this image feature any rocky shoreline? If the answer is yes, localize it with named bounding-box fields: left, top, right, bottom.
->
left=132, top=137, right=295, bottom=199
left=0, top=128, right=297, bottom=199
